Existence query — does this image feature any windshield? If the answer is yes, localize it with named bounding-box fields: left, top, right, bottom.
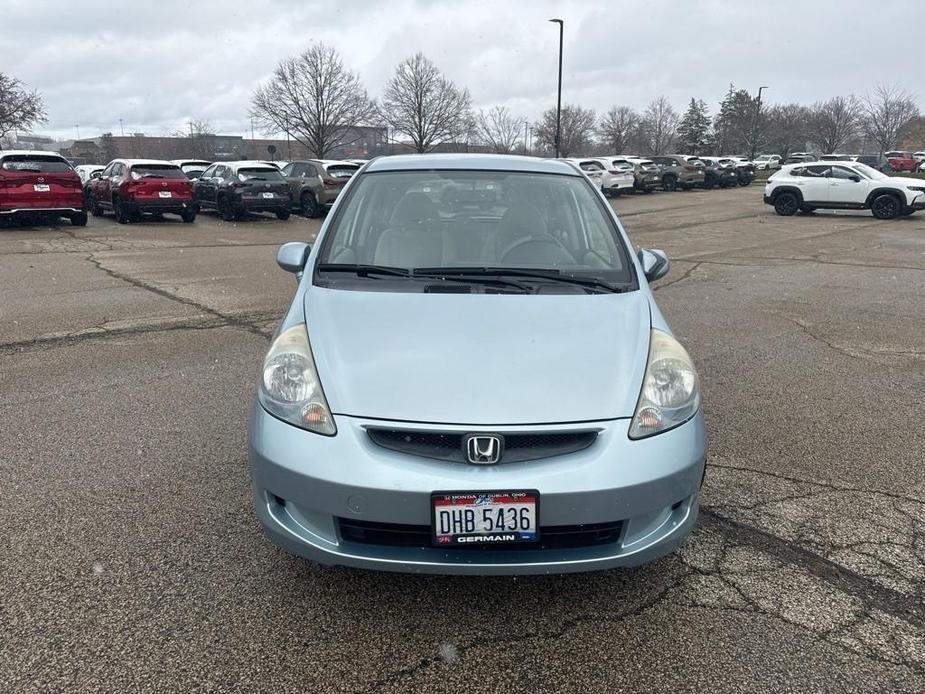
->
left=316, top=170, right=634, bottom=288
left=850, top=163, right=888, bottom=180
left=1, top=155, right=72, bottom=173
left=130, top=164, right=185, bottom=179
left=237, top=167, right=284, bottom=181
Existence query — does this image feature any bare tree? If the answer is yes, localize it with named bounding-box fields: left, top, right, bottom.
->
left=251, top=43, right=375, bottom=158
left=862, top=84, right=920, bottom=154
left=763, top=103, right=812, bottom=159
left=597, top=106, right=639, bottom=154
left=639, top=96, right=678, bottom=155
left=379, top=53, right=473, bottom=153
left=0, top=73, right=46, bottom=143
left=807, top=96, right=862, bottom=153
left=474, top=106, right=524, bottom=154
left=533, top=104, right=596, bottom=157
left=170, top=119, right=215, bottom=159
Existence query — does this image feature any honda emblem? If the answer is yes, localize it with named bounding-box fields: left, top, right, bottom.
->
left=464, top=434, right=503, bottom=464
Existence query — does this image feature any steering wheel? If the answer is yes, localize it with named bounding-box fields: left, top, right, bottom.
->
left=499, top=234, right=574, bottom=264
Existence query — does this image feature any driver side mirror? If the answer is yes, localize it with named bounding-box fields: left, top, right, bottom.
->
left=90, top=171, right=102, bottom=179
left=638, top=248, right=670, bottom=282
left=277, top=241, right=311, bottom=279
left=849, top=175, right=861, bottom=182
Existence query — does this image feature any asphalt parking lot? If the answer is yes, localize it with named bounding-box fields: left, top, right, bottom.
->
left=2, top=189, right=923, bottom=693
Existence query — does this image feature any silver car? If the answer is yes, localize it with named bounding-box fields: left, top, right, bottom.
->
left=249, top=154, right=707, bottom=575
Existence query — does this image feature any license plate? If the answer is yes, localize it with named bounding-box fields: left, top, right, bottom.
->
left=158, top=191, right=172, bottom=198
left=432, top=491, right=539, bottom=546
left=33, top=184, right=50, bottom=192
left=262, top=192, right=274, bottom=199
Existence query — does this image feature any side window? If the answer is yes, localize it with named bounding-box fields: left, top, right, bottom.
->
left=213, top=165, right=227, bottom=179
left=202, top=165, right=217, bottom=178
left=804, top=165, right=831, bottom=177
left=102, top=163, right=114, bottom=176
left=830, top=167, right=856, bottom=180
left=580, top=161, right=603, bottom=172
left=790, top=167, right=804, bottom=177
left=112, top=163, right=123, bottom=176
left=308, top=164, right=321, bottom=178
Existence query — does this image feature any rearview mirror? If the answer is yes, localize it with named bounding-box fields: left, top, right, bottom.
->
left=277, top=241, right=311, bottom=278
left=638, top=248, right=670, bottom=283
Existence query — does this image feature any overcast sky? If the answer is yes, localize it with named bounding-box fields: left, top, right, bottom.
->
left=4, top=0, right=921, bottom=140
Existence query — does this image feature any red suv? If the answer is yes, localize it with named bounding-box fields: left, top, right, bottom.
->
left=87, top=159, right=196, bottom=224
left=0, top=151, right=87, bottom=226
left=885, top=151, right=918, bottom=173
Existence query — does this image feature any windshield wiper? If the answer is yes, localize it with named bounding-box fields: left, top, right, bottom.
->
left=413, top=271, right=533, bottom=293
left=316, top=263, right=411, bottom=278
left=413, top=266, right=628, bottom=293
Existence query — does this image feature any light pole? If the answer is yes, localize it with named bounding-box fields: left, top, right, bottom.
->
left=75, top=124, right=80, bottom=140
left=523, top=119, right=529, bottom=156
left=549, top=18, right=564, bottom=158
left=119, top=118, right=124, bottom=136
left=750, top=85, right=769, bottom=160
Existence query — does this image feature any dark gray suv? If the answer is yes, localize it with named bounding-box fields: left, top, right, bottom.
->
left=648, top=155, right=706, bottom=191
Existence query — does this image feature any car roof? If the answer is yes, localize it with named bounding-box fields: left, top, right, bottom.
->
left=219, top=160, right=283, bottom=169
left=170, top=159, right=211, bottom=166
left=0, top=150, right=69, bottom=159
left=365, top=153, right=580, bottom=176
left=110, top=158, right=179, bottom=167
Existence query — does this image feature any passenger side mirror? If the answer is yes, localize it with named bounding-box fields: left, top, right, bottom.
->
left=277, top=241, right=311, bottom=278
left=638, top=248, right=670, bottom=283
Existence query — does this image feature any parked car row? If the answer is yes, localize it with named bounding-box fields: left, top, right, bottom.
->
left=568, top=154, right=756, bottom=194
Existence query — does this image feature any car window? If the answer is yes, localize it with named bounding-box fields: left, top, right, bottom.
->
left=804, top=165, right=831, bottom=177
left=237, top=167, right=284, bottom=181
left=201, top=165, right=217, bottom=178
left=317, top=170, right=634, bottom=284
left=213, top=165, right=227, bottom=178
left=130, top=164, right=186, bottom=180
left=830, top=167, right=857, bottom=180
left=579, top=161, right=604, bottom=172
left=0, top=155, right=72, bottom=172
left=326, top=164, right=359, bottom=178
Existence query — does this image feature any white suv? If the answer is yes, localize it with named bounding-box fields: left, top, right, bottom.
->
left=764, top=161, right=925, bottom=219
left=752, top=154, right=781, bottom=170
left=592, top=157, right=636, bottom=196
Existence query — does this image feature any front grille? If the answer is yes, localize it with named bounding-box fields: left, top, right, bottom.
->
left=366, top=428, right=599, bottom=464
left=338, top=518, right=623, bottom=551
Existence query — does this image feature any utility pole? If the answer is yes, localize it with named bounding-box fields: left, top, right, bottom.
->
left=119, top=118, right=124, bottom=136
left=750, top=86, right=769, bottom=160
left=74, top=124, right=80, bottom=140
left=549, top=18, right=564, bottom=158
left=523, top=120, right=529, bottom=156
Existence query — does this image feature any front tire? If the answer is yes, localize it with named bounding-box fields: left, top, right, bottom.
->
left=871, top=194, right=901, bottom=220
left=70, top=211, right=88, bottom=227
left=181, top=207, right=197, bottom=223
left=774, top=191, right=799, bottom=216
left=275, top=209, right=291, bottom=220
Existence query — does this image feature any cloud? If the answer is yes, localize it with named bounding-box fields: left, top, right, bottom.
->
left=2, top=0, right=920, bottom=139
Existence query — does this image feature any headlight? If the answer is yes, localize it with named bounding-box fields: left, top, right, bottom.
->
left=258, top=324, right=336, bottom=435
left=629, top=330, right=701, bottom=439
left=907, top=186, right=925, bottom=192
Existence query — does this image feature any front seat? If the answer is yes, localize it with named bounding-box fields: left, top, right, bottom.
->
left=374, top=192, right=444, bottom=267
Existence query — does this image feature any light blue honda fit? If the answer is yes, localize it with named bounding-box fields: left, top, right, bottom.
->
left=248, top=153, right=707, bottom=575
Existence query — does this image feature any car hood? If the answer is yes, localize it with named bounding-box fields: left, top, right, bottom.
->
left=888, top=176, right=925, bottom=188
left=303, top=287, right=651, bottom=425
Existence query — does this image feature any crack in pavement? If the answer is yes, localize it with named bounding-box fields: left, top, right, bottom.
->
left=0, top=310, right=280, bottom=355
left=362, top=577, right=682, bottom=693
left=785, top=317, right=925, bottom=363
left=698, top=509, right=924, bottom=626
left=652, top=261, right=703, bottom=292
left=83, top=253, right=273, bottom=339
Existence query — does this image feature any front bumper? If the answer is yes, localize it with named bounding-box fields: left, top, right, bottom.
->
left=249, top=407, right=708, bottom=575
